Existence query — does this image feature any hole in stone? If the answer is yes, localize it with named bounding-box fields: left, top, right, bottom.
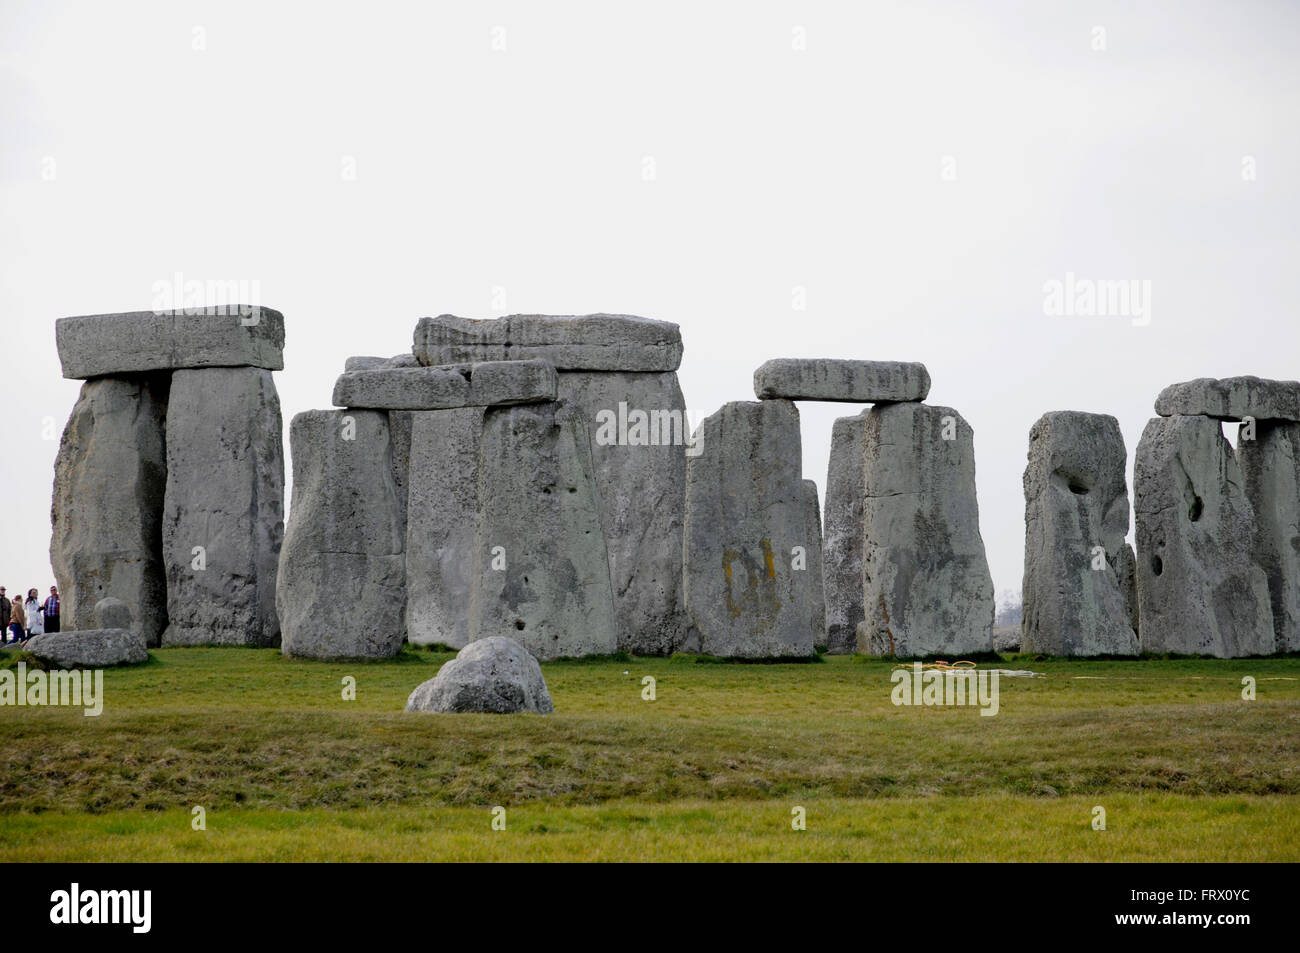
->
left=1189, top=497, right=1203, bottom=522
left=514, top=619, right=525, bottom=631
left=1068, top=481, right=1089, bottom=495
left=1151, top=555, right=1163, bottom=576
left=568, top=487, right=577, bottom=493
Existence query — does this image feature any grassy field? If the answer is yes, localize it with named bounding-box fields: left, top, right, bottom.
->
left=1, top=647, right=1297, bottom=861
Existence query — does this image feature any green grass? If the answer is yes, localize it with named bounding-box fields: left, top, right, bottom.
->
left=1, top=648, right=1297, bottom=861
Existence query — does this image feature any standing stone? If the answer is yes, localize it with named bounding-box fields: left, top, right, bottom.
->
left=802, top=480, right=827, bottom=649
left=1021, top=412, right=1139, bottom=656
left=404, top=407, right=484, bottom=649
left=857, top=403, right=994, bottom=657
left=278, top=410, right=406, bottom=659
left=1134, top=415, right=1274, bottom=657
left=50, top=375, right=169, bottom=645
left=162, top=367, right=284, bottom=646
left=468, top=401, right=617, bottom=660
left=683, top=400, right=814, bottom=658
left=1237, top=420, right=1300, bottom=652
left=559, top=371, right=688, bottom=655
left=823, top=411, right=868, bottom=654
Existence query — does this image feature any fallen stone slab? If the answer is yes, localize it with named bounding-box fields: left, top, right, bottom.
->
left=753, top=359, right=930, bottom=403
left=558, top=371, right=688, bottom=655
left=414, top=314, right=683, bottom=372
left=56, top=306, right=284, bottom=379
left=404, top=407, right=483, bottom=649
left=857, top=403, right=994, bottom=657
left=803, top=480, right=827, bottom=648
left=1021, top=412, right=1139, bottom=656
left=683, top=400, right=814, bottom=658
left=50, top=374, right=170, bottom=646
left=162, top=367, right=284, bottom=647
left=331, top=360, right=557, bottom=410
left=1238, top=420, right=1300, bottom=652
left=25, top=628, right=148, bottom=668
left=344, top=354, right=419, bottom=371
left=1155, top=376, right=1300, bottom=422
left=823, top=411, right=868, bottom=653
left=1134, top=415, right=1275, bottom=657
left=405, top=636, right=554, bottom=714
left=278, top=410, right=406, bottom=659
left=468, top=401, right=618, bottom=659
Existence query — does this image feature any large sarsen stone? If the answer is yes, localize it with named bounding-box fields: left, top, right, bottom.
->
left=50, top=375, right=169, bottom=646
left=1020, top=412, right=1138, bottom=656
left=414, top=314, right=682, bottom=372
left=753, top=359, right=930, bottom=403
left=682, top=400, right=814, bottom=658
left=278, top=410, right=406, bottom=659
left=162, top=367, right=284, bottom=646
left=1134, top=415, right=1274, bottom=657
left=405, top=636, right=554, bottom=714
left=468, top=401, right=617, bottom=659
left=857, top=403, right=994, bottom=657
left=56, top=306, right=284, bottom=379
left=823, top=411, right=867, bottom=654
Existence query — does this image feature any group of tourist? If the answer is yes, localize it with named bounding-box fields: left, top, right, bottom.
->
left=0, top=586, right=59, bottom=645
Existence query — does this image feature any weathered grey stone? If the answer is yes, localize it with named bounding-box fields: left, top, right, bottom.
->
left=1155, top=376, right=1300, bottom=423
left=94, top=597, right=133, bottom=631
left=468, top=401, right=617, bottom=659
left=683, top=400, right=814, bottom=658
left=803, top=480, right=827, bottom=648
left=856, top=404, right=994, bottom=657
left=1021, top=412, right=1139, bottom=656
left=993, top=626, right=1021, bottom=653
left=753, top=359, right=930, bottom=403
left=161, top=367, right=284, bottom=647
left=560, top=372, right=688, bottom=655
left=823, top=412, right=868, bottom=654
left=56, top=307, right=284, bottom=379
left=1238, top=420, right=1300, bottom=652
left=50, top=375, right=169, bottom=646
left=1117, top=543, right=1140, bottom=635
left=405, top=636, right=554, bottom=714
left=388, top=410, right=413, bottom=534
left=404, top=407, right=484, bottom=649
left=278, top=410, right=406, bottom=659
left=414, top=314, right=683, bottom=372
left=26, top=628, right=148, bottom=668
left=1134, top=415, right=1274, bottom=657
left=344, top=354, right=419, bottom=372
left=332, top=360, right=557, bottom=411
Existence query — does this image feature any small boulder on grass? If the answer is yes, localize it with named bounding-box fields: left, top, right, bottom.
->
left=405, top=636, right=554, bottom=714
left=25, top=629, right=148, bottom=668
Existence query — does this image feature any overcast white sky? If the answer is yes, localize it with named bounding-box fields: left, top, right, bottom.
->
left=2, top=1, right=1297, bottom=608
